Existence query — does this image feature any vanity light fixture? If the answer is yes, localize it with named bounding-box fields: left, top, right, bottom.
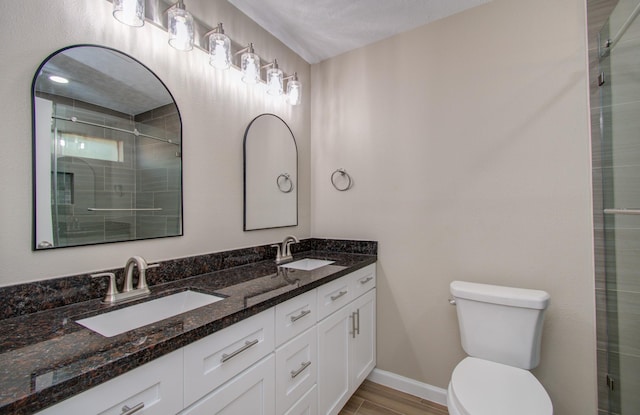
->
left=107, top=0, right=302, bottom=105
left=168, top=0, right=194, bottom=51
left=264, top=59, right=284, bottom=96
left=238, top=43, right=260, bottom=84
left=206, top=23, right=231, bottom=70
left=285, top=72, right=301, bottom=105
left=113, top=0, right=145, bottom=27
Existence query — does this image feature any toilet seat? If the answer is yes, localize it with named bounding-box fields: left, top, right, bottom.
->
left=448, top=357, right=553, bottom=415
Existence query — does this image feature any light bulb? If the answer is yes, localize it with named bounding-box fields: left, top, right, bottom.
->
left=168, top=6, right=194, bottom=51
left=241, top=52, right=260, bottom=84
left=209, top=33, right=231, bottom=70
left=113, top=0, right=144, bottom=27
left=287, top=78, right=301, bottom=105
left=267, top=67, right=283, bottom=96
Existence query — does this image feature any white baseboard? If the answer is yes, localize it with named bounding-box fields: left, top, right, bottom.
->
left=366, top=368, right=448, bottom=406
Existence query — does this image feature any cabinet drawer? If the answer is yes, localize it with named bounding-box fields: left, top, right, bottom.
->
left=275, top=327, right=317, bottom=414
left=183, top=309, right=275, bottom=407
left=36, top=350, right=183, bottom=415
left=275, top=289, right=317, bottom=347
left=317, top=275, right=351, bottom=321
left=349, top=264, right=376, bottom=298
left=181, top=355, right=275, bottom=415
left=284, top=385, right=317, bottom=415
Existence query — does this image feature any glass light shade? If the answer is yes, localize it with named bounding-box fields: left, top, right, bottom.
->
left=113, top=0, right=145, bottom=27
left=266, top=67, right=284, bottom=96
left=287, top=79, right=301, bottom=105
left=241, top=52, right=260, bottom=84
left=168, top=7, right=194, bottom=51
left=209, top=33, right=231, bottom=70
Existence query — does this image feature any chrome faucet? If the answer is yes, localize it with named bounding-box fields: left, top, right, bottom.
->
left=272, top=235, right=299, bottom=264
left=124, top=256, right=151, bottom=292
left=91, top=256, right=159, bottom=304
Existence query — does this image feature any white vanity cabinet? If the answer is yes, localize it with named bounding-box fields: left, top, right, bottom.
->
left=317, top=265, right=376, bottom=415
left=35, top=349, right=183, bottom=415
left=35, top=263, right=375, bottom=415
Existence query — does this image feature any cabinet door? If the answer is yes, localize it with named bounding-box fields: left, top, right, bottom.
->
left=36, top=350, right=183, bottom=415
left=180, top=355, right=275, bottom=415
left=349, top=264, right=376, bottom=300
left=284, top=385, right=317, bottom=415
left=317, top=276, right=352, bottom=321
left=350, top=289, right=376, bottom=390
left=317, top=305, right=352, bottom=415
left=183, top=308, right=275, bottom=407
left=275, top=289, right=317, bottom=347
left=276, top=327, right=317, bottom=414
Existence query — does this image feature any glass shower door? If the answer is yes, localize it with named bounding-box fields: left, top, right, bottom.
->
left=599, top=0, right=640, bottom=413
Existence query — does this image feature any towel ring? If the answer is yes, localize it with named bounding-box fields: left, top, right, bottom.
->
left=276, top=173, right=294, bottom=193
left=331, top=168, right=352, bottom=191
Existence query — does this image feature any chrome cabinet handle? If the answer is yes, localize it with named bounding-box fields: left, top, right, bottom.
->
left=290, top=309, right=311, bottom=322
left=330, top=291, right=348, bottom=301
left=221, top=339, right=259, bottom=363
left=290, top=361, right=311, bottom=378
left=121, top=402, right=144, bottom=415
left=350, top=309, right=361, bottom=339
left=359, top=276, right=374, bottom=284
left=350, top=312, right=357, bottom=339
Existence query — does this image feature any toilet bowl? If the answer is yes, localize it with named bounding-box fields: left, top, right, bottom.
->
left=447, top=357, right=552, bottom=415
left=448, top=281, right=553, bottom=415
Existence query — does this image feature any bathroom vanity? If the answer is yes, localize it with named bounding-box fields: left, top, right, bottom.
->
left=0, top=241, right=376, bottom=415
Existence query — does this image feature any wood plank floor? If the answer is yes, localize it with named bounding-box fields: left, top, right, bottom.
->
left=338, top=380, right=449, bottom=415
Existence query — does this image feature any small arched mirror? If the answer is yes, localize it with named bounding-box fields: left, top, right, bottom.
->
left=244, top=114, right=298, bottom=230
left=32, top=45, right=183, bottom=250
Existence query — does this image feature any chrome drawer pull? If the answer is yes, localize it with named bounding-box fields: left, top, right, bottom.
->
left=290, top=361, right=311, bottom=378
left=359, top=276, right=374, bottom=284
left=221, top=339, right=259, bottom=363
left=121, top=402, right=144, bottom=415
left=350, top=312, right=357, bottom=338
left=290, top=309, right=311, bottom=322
left=330, top=291, right=348, bottom=301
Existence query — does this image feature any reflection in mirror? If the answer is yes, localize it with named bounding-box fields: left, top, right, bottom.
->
left=244, top=114, right=297, bottom=230
left=32, top=45, right=183, bottom=250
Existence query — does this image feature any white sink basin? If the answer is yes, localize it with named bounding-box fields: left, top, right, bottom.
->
left=280, top=258, right=335, bottom=271
left=76, top=290, right=224, bottom=337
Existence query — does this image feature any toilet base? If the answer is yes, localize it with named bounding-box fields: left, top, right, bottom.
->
left=446, top=382, right=463, bottom=415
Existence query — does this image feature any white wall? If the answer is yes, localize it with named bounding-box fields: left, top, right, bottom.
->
left=310, top=0, right=597, bottom=414
left=0, top=0, right=311, bottom=286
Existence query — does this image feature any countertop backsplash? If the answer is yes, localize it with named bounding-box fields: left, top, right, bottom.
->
left=0, top=238, right=377, bottom=320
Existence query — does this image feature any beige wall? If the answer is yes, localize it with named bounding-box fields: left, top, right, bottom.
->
left=0, top=0, right=311, bottom=286
left=310, top=0, right=597, bottom=414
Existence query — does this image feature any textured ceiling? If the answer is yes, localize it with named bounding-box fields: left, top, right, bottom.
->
left=228, top=0, right=492, bottom=63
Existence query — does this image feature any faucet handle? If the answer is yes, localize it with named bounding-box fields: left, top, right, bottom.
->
left=91, top=272, right=119, bottom=304
left=147, top=263, right=160, bottom=269
left=271, top=244, right=283, bottom=263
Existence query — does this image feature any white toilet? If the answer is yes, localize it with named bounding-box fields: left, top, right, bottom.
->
left=447, top=281, right=553, bottom=415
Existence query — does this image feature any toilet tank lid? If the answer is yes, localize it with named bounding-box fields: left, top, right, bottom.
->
left=450, top=281, right=550, bottom=309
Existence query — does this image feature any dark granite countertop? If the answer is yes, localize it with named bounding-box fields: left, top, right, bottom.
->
left=0, top=250, right=376, bottom=414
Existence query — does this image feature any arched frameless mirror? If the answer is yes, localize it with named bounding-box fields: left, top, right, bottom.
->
left=244, top=113, right=298, bottom=230
left=32, top=45, right=183, bottom=250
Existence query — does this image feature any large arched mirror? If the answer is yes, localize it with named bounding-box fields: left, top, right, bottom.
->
left=244, top=113, right=298, bottom=230
left=32, top=45, right=182, bottom=250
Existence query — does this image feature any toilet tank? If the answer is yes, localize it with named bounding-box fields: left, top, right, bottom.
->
left=450, top=281, right=550, bottom=370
